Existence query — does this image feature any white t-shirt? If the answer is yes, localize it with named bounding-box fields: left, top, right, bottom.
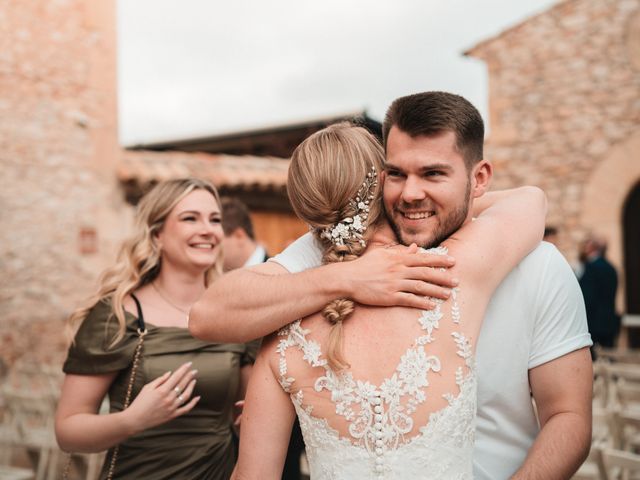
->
left=271, top=233, right=592, bottom=479
left=244, top=245, right=268, bottom=267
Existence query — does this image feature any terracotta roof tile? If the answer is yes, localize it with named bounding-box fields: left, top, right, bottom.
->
left=118, top=150, right=289, bottom=192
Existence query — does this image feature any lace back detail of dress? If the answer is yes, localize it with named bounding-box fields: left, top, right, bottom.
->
left=277, top=247, right=477, bottom=480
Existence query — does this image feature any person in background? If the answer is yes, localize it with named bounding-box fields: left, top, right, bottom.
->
left=543, top=226, right=558, bottom=246
left=221, top=197, right=269, bottom=271
left=578, top=234, right=620, bottom=351
left=56, top=178, right=258, bottom=480
left=221, top=196, right=305, bottom=480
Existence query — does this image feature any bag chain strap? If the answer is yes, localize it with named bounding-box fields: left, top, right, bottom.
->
left=105, top=328, right=147, bottom=480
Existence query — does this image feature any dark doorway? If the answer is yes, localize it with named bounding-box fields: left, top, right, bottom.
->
left=623, top=182, right=640, bottom=347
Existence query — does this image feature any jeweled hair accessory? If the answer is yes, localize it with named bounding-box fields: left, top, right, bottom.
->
left=321, top=166, right=377, bottom=247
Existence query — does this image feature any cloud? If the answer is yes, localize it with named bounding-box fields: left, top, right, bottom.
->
left=117, top=0, right=558, bottom=145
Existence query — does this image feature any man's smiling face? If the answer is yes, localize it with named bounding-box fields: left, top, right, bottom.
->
left=382, top=127, right=473, bottom=249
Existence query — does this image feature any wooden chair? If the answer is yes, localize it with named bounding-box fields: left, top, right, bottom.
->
left=599, top=364, right=640, bottom=409
left=0, top=465, right=35, bottom=480
left=0, top=397, right=36, bottom=480
left=574, top=408, right=613, bottom=479
left=607, top=364, right=640, bottom=384
left=600, top=447, right=640, bottom=480
left=594, top=361, right=612, bottom=408
left=610, top=409, right=640, bottom=452
left=595, top=347, right=640, bottom=364
left=0, top=361, right=64, bottom=480
left=614, top=381, right=640, bottom=412
left=2, top=388, right=59, bottom=480
left=0, top=405, right=19, bottom=465
left=593, top=408, right=615, bottom=444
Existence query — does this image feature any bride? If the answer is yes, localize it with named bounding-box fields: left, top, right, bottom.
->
left=232, top=122, right=545, bottom=479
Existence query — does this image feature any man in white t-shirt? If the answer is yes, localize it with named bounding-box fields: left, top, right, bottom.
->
left=191, top=92, right=592, bottom=479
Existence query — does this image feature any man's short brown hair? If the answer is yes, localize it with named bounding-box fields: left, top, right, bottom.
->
left=221, top=197, right=255, bottom=240
left=382, top=91, right=484, bottom=169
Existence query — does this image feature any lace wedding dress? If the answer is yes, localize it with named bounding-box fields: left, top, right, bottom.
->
left=276, top=248, right=477, bottom=480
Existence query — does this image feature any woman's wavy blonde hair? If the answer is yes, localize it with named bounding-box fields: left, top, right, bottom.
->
left=288, top=123, right=385, bottom=371
left=68, top=178, right=224, bottom=346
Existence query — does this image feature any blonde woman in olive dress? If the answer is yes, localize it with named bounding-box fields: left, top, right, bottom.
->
left=56, top=178, right=258, bottom=479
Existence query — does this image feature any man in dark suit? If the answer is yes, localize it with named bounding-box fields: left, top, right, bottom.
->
left=221, top=197, right=305, bottom=480
left=578, top=235, right=620, bottom=350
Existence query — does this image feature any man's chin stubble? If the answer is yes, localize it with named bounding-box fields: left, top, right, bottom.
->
left=385, top=210, right=467, bottom=250
left=388, top=220, right=439, bottom=250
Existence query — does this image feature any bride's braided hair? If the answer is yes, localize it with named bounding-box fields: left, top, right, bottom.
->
left=288, top=122, right=385, bottom=371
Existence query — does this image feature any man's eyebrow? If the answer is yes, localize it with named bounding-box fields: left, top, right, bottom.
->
left=384, top=163, right=403, bottom=171
left=384, top=162, right=453, bottom=172
left=418, top=163, right=453, bottom=173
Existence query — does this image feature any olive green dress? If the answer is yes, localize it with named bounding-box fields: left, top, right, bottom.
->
left=63, top=300, right=259, bottom=480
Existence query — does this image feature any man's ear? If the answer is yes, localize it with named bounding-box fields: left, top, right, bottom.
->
left=231, top=227, right=248, bottom=240
left=471, top=160, right=492, bottom=198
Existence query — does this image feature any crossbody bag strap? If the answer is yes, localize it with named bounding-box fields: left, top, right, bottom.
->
left=105, top=293, right=148, bottom=480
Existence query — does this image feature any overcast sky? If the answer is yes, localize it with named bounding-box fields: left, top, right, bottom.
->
left=117, top=0, right=558, bottom=146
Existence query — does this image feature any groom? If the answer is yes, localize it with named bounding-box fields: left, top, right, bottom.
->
left=190, top=92, right=592, bottom=479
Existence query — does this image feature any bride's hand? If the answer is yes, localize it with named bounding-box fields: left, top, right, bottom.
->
left=341, top=243, right=458, bottom=310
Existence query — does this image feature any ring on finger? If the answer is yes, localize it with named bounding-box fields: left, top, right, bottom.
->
left=178, top=394, right=184, bottom=404
left=174, top=386, right=181, bottom=395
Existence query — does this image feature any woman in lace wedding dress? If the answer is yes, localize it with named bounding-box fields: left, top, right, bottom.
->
left=232, top=123, right=546, bottom=479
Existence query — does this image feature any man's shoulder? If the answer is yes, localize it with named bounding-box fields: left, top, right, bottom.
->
left=523, top=240, right=563, bottom=263
left=270, top=232, right=323, bottom=273
left=489, top=241, right=579, bottom=313
left=505, top=241, right=567, bottom=281
left=483, top=241, right=590, bottom=368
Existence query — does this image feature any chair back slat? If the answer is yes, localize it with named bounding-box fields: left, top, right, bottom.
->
left=601, top=447, right=640, bottom=480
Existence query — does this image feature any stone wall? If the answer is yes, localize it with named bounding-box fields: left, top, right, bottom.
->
left=0, top=0, right=130, bottom=366
left=467, top=0, right=640, bottom=308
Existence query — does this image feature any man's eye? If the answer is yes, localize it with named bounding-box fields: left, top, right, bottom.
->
left=425, top=171, right=444, bottom=177
left=386, top=170, right=403, bottom=177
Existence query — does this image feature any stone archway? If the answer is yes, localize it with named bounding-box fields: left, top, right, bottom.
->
left=580, top=131, right=640, bottom=312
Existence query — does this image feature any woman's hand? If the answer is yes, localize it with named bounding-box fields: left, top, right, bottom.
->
left=56, top=362, right=200, bottom=453
left=123, top=361, right=200, bottom=434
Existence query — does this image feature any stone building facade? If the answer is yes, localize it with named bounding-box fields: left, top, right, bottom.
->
left=0, top=0, right=126, bottom=365
left=466, top=0, right=640, bottom=314
left=0, top=0, right=304, bottom=367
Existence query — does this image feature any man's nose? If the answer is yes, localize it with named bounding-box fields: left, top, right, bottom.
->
left=401, top=176, right=426, bottom=204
